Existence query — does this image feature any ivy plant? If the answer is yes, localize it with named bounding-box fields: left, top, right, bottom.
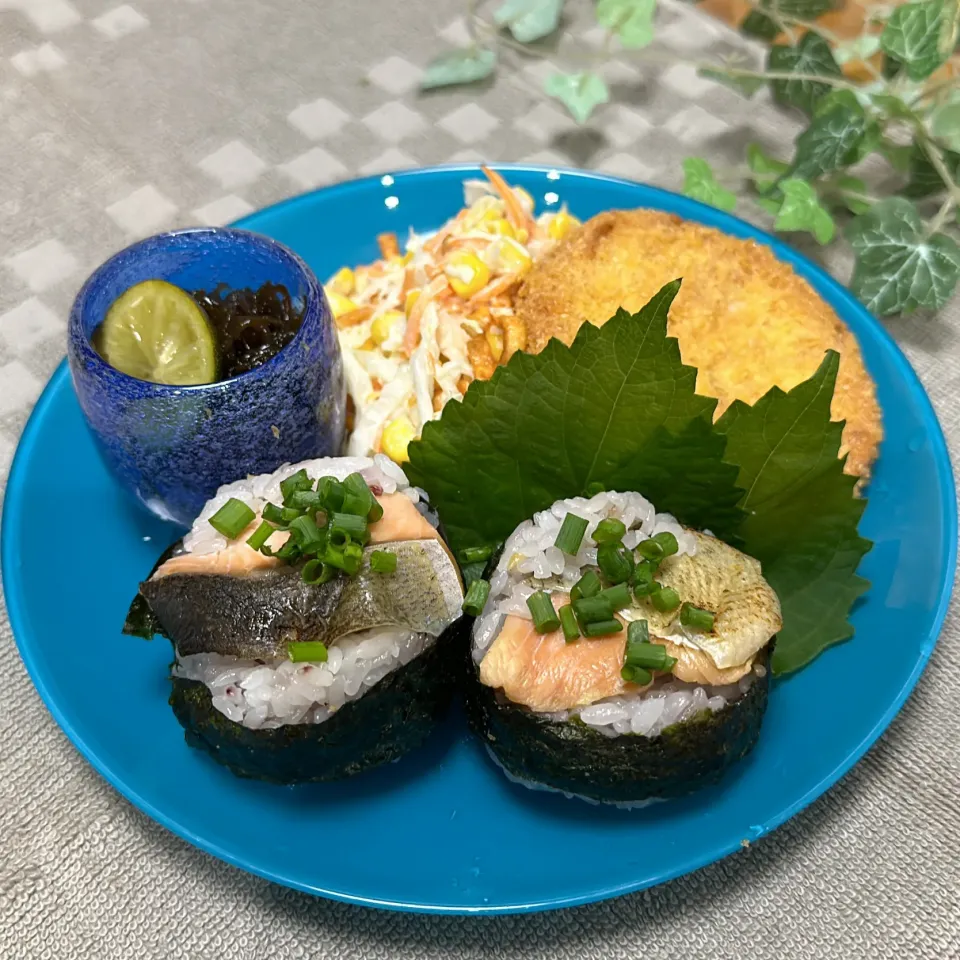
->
left=421, top=0, right=960, bottom=317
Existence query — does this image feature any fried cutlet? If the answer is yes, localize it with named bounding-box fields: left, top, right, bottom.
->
left=515, top=210, right=883, bottom=482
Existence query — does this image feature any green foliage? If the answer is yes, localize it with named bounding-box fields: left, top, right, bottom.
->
left=421, top=47, right=497, bottom=89
left=543, top=71, right=610, bottom=122
left=494, top=0, right=565, bottom=43
left=881, top=0, right=948, bottom=81
left=775, top=178, right=837, bottom=243
left=681, top=157, right=738, bottom=211
left=596, top=0, right=657, bottom=48
left=790, top=93, right=867, bottom=180
left=768, top=33, right=843, bottom=114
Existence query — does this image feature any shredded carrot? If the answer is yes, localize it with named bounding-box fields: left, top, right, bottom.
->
left=468, top=273, right=520, bottom=307
left=402, top=275, right=449, bottom=356
left=401, top=266, right=416, bottom=296
left=336, top=306, right=375, bottom=328
left=378, top=232, right=400, bottom=260
left=482, top=165, right=534, bottom=234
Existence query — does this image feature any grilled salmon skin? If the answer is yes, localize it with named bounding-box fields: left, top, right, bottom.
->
left=515, top=210, right=883, bottom=483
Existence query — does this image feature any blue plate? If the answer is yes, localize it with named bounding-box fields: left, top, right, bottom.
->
left=3, top=165, right=956, bottom=914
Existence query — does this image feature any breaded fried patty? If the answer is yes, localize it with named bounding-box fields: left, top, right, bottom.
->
left=515, top=210, right=882, bottom=481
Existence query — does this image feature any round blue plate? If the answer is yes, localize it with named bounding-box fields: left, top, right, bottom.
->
left=3, top=166, right=956, bottom=914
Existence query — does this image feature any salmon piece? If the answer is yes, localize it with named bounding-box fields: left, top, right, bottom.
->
left=154, top=490, right=441, bottom=579
left=660, top=639, right=752, bottom=686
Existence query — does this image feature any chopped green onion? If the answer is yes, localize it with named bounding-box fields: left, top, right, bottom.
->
left=287, top=640, right=328, bottom=663
left=527, top=591, right=561, bottom=633
left=554, top=513, right=589, bottom=555
left=620, top=665, right=652, bottom=684
left=301, top=558, right=336, bottom=585
left=367, top=499, right=384, bottom=523
left=261, top=502, right=285, bottom=525
left=462, top=579, right=490, bottom=617
left=636, top=538, right=664, bottom=562
left=632, top=561, right=658, bottom=598
left=276, top=539, right=301, bottom=561
left=280, top=468, right=312, bottom=505
left=598, top=582, right=632, bottom=612
left=592, top=518, right=626, bottom=544
left=291, top=489, right=323, bottom=511
left=570, top=569, right=601, bottom=602
left=597, top=541, right=634, bottom=584
left=461, top=562, right=487, bottom=589
left=288, top=514, right=322, bottom=548
left=370, top=550, right=397, bottom=574
left=680, top=602, right=716, bottom=631
left=558, top=604, right=579, bottom=642
left=585, top=482, right=605, bottom=496
left=209, top=498, right=256, bottom=539
left=572, top=594, right=614, bottom=624
left=342, top=542, right=364, bottom=575
left=583, top=618, right=622, bottom=637
left=651, top=531, right=679, bottom=558
left=246, top=521, right=275, bottom=552
left=459, top=545, right=493, bottom=565
left=627, top=619, right=649, bottom=646
left=342, top=472, right=375, bottom=517
left=625, top=642, right=671, bottom=671
left=329, top=512, right=370, bottom=545
left=281, top=506, right=302, bottom=523
left=651, top=586, right=681, bottom=613
left=316, top=476, right=345, bottom=512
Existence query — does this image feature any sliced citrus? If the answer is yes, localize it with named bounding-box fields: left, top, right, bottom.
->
left=96, top=279, right=217, bottom=385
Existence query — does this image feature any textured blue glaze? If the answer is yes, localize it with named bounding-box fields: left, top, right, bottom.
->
left=66, top=227, right=345, bottom=526
left=5, top=166, right=956, bottom=915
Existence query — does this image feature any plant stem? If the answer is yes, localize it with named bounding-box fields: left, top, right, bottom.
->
left=926, top=194, right=957, bottom=236
left=916, top=129, right=960, bottom=206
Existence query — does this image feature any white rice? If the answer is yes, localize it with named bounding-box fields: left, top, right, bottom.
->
left=471, top=490, right=758, bottom=739
left=174, top=626, right=428, bottom=730
left=183, top=454, right=424, bottom=557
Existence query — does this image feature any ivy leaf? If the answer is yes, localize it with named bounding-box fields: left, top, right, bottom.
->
left=774, top=0, right=834, bottom=15
left=774, top=178, right=837, bottom=243
left=768, top=32, right=844, bottom=114
left=716, top=353, right=871, bottom=675
left=904, top=143, right=960, bottom=196
left=881, top=0, right=947, bottom=81
left=493, top=0, right=564, bottom=43
left=747, top=143, right=789, bottom=193
left=790, top=92, right=867, bottom=180
left=833, top=33, right=883, bottom=65
left=406, top=281, right=737, bottom=554
left=596, top=0, right=656, bottom=48
left=681, top=157, right=737, bottom=212
left=421, top=47, right=497, bottom=89
left=931, top=99, right=960, bottom=152
left=833, top=174, right=872, bottom=215
left=846, top=197, right=960, bottom=314
left=698, top=66, right=765, bottom=97
left=543, top=71, right=610, bottom=123
left=757, top=195, right=783, bottom=215
left=740, top=9, right=779, bottom=39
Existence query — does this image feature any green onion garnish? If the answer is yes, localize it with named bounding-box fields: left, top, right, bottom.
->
left=246, top=520, right=275, bottom=552
left=370, top=550, right=397, bottom=574
left=276, top=539, right=301, bottom=561
left=636, top=538, right=664, bottom=562
left=209, top=498, right=256, bottom=539
left=527, top=591, right=561, bottom=633
left=287, top=640, right=328, bottom=662
left=558, top=603, right=579, bottom=642
left=342, top=472, right=375, bottom=517
left=570, top=569, right=601, bottom=602
left=572, top=594, right=614, bottom=624
left=651, top=586, right=681, bottom=612
left=291, top=489, right=323, bottom=511
left=329, top=512, right=370, bottom=544
left=459, top=545, right=493, bottom=565
left=280, top=468, right=312, bottom=505
left=680, top=602, right=716, bottom=631
left=651, top=531, right=679, bottom=558
left=341, top=542, right=364, bottom=575
left=627, top=619, right=649, bottom=646
left=620, top=665, right=652, bottom=685
left=317, top=476, right=345, bottom=512
left=288, top=513, right=322, bottom=548
left=597, top=541, right=634, bottom=584
left=598, top=582, right=632, bottom=612
left=368, top=499, right=384, bottom=523
left=585, top=482, right=605, bottom=496
left=632, top=560, right=658, bottom=598
left=281, top=506, right=302, bottom=523
left=583, top=618, right=622, bottom=637
left=624, top=638, right=675, bottom=671
left=592, top=518, right=626, bottom=544
left=301, top=558, right=336, bottom=584
left=554, top=513, right=589, bottom=555
left=462, top=578, right=490, bottom=617
left=261, top=502, right=285, bottom=525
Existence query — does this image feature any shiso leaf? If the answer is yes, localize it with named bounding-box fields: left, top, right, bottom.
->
left=715, top=352, right=872, bottom=675
left=407, top=284, right=872, bottom=676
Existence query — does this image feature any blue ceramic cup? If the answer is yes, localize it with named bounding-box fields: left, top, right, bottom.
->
left=67, top=227, right=345, bottom=527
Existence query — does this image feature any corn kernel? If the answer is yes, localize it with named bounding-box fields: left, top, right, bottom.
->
left=326, top=290, right=360, bottom=318
left=548, top=210, right=580, bottom=241
left=497, top=238, right=533, bottom=276
left=486, top=329, right=504, bottom=362
left=481, top=218, right=516, bottom=239
left=380, top=415, right=418, bottom=464
left=328, top=267, right=355, bottom=296
left=444, top=251, right=490, bottom=298
left=399, top=250, right=413, bottom=265
left=404, top=289, right=420, bottom=315
left=371, top=309, right=403, bottom=345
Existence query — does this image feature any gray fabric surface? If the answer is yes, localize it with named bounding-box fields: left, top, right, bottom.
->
left=0, top=1, right=958, bottom=957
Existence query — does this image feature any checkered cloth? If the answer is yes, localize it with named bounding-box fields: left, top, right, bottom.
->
left=0, top=1, right=958, bottom=957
